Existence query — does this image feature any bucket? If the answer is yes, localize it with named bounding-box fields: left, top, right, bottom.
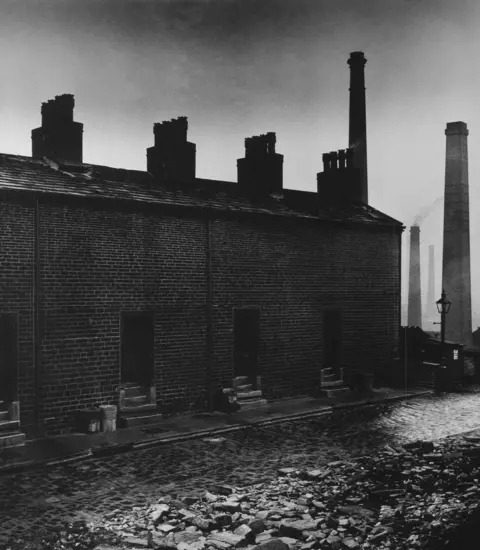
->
left=100, top=405, right=117, bottom=433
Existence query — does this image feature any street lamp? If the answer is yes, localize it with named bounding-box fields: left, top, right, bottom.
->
left=435, top=289, right=451, bottom=356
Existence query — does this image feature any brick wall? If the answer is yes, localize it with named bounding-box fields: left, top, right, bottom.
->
left=210, top=216, right=401, bottom=397
left=0, top=194, right=400, bottom=436
left=0, top=200, right=35, bottom=430
left=37, top=201, right=207, bottom=434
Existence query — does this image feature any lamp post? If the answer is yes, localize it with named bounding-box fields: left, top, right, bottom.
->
left=433, top=290, right=451, bottom=393
left=435, top=289, right=452, bottom=356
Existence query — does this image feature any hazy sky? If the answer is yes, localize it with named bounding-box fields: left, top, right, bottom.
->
left=1, top=0, right=480, bottom=324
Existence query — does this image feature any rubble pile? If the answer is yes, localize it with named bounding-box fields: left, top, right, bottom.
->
left=93, top=432, right=480, bottom=550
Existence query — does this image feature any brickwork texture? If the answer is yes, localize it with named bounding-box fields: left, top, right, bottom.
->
left=0, top=195, right=401, bottom=436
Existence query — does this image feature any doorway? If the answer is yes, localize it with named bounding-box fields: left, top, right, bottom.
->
left=233, top=308, right=260, bottom=387
left=0, top=313, right=18, bottom=402
left=323, top=308, right=343, bottom=375
left=120, top=311, right=154, bottom=388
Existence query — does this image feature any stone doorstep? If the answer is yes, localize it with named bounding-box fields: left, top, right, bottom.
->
left=236, top=384, right=253, bottom=392
left=237, top=390, right=263, bottom=400
left=119, top=403, right=157, bottom=414
left=124, top=395, right=148, bottom=406
left=237, top=398, right=269, bottom=410
left=0, top=411, right=9, bottom=422
left=120, top=413, right=165, bottom=429
left=124, top=385, right=148, bottom=398
left=0, top=420, right=20, bottom=432
left=0, top=431, right=25, bottom=448
left=233, top=377, right=249, bottom=388
left=322, top=387, right=350, bottom=398
left=320, top=380, right=344, bottom=389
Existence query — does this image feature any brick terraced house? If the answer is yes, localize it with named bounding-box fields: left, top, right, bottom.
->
left=0, top=52, right=403, bottom=442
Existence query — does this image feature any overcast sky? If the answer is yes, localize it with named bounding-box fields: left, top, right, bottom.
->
left=1, top=0, right=479, bottom=325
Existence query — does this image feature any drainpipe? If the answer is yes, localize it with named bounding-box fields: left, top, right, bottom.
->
left=205, top=217, right=213, bottom=411
left=33, top=198, right=42, bottom=434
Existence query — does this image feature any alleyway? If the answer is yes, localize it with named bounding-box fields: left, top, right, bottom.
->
left=1, top=392, right=480, bottom=547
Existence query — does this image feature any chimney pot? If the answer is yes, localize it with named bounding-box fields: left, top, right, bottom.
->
left=237, top=132, right=283, bottom=193
left=32, top=93, right=83, bottom=163
left=147, top=116, right=196, bottom=182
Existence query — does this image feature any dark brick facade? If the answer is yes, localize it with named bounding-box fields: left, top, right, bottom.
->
left=1, top=53, right=403, bottom=436
left=0, top=188, right=401, bottom=437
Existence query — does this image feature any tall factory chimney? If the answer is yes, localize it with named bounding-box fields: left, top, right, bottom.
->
left=442, top=121, right=472, bottom=346
left=425, top=245, right=437, bottom=325
left=408, top=225, right=422, bottom=328
left=347, top=51, right=368, bottom=205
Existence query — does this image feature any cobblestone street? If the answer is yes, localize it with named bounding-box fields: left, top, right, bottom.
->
left=2, top=392, right=480, bottom=547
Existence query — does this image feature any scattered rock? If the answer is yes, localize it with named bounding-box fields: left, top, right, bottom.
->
left=157, top=523, right=178, bottom=534
left=279, top=519, right=319, bottom=539
left=212, top=485, right=235, bottom=496
left=214, top=501, right=241, bottom=513
left=249, top=519, right=267, bottom=535
left=278, top=468, right=297, bottom=476
left=214, top=513, right=233, bottom=527
left=208, top=531, right=248, bottom=548
left=278, top=537, right=299, bottom=549
left=252, top=539, right=290, bottom=550
left=123, top=535, right=149, bottom=547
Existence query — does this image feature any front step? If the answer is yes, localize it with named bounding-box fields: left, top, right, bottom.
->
left=119, top=412, right=164, bottom=428
left=120, top=403, right=157, bottom=414
left=233, top=377, right=250, bottom=389
left=237, top=390, right=263, bottom=400
left=237, top=398, right=268, bottom=410
left=321, top=380, right=344, bottom=389
left=0, top=431, right=26, bottom=448
left=0, top=420, right=20, bottom=432
left=0, top=410, right=9, bottom=422
left=236, top=384, right=253, bottom=392
left=321, top=387, right=351, bottom=398
left=124, top=385, right=147, bottom=398
left=124, top=395, right=147, bottom=407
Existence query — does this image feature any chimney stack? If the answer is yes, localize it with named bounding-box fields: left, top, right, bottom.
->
left=316, top=147, right=362, bottom=203
left=425, top=245, right=437, bottom=325
left=146, top=116, right=196, bottom=182
left=237, top=132, right=283, bottom=194
left=347, top=52, right=368, bottom=205
left=408, top=225, right=422, bottom=328
left=31, top=94, right=83, bottom=164
left=442, top=121, right=472, bottom=345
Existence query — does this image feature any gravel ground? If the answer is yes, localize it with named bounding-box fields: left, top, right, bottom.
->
left=1, top=393, right=480, bottom=548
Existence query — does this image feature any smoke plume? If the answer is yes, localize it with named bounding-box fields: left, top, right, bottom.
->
left=412, top=196, right=443, bottom=226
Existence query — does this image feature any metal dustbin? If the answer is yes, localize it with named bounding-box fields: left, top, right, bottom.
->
left=99, top=405, right=117, bottom=433
left=77, top=408, right=102, bottom=434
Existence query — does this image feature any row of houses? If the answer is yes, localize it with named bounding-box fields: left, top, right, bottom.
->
left=0, top=52, right=404, bottom=439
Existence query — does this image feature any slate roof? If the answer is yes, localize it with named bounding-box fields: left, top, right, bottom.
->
left=0, top=154, right=403, bottom=228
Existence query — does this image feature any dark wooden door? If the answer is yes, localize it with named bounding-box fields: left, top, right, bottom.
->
left=121, top=312, right=154, bottom=387
left=323, top=309, right=343, bottom=375
left=234, top=308, right=260, bottom=381
left=0, top=313, right=18, bottom=402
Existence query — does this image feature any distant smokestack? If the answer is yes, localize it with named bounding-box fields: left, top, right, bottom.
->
left=347, top=51, right=368, bottom=205
left=408, top=225, right=422, bottom=328
left=426, top=245, right=437, bottom=321
left=442, top=121, right=472, bottom=345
